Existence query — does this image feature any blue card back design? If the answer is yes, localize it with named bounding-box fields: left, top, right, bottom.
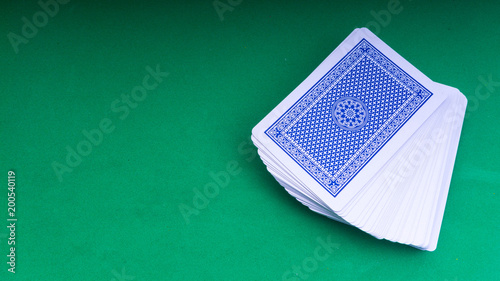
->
left=265, top=39, right=433, bottom=197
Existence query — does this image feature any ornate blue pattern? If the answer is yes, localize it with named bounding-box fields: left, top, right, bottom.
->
left=265, top=39, right=432, bottom=197
left=332, top=97, right=369, bottom=131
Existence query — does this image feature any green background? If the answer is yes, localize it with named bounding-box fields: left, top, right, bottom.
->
left=1, top=0, right=499, bottom=280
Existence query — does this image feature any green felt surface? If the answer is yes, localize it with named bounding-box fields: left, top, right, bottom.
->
left=1, top=0, right=499, bottom=280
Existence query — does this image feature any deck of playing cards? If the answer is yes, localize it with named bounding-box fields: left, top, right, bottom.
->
left=252, top=28, right=467, bottom=251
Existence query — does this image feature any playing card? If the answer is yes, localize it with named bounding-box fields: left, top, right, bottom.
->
left=253, top=28, right=447, bottom=211
left=251, top=27, right=467, bottom=251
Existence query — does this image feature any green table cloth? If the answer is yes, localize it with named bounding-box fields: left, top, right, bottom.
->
left=1, top=0, right=499, bottom=280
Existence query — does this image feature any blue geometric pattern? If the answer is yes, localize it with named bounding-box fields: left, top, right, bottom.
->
left=265, top=39, right=432, bottom=197
left=332, top=97, right=369, bottom=130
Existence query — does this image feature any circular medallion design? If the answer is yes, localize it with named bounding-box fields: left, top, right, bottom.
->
left=332, top=97, right=369, bottom=131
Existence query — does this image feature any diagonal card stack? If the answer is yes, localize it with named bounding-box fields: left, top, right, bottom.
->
left=252, top=28, right=467, bottom=251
